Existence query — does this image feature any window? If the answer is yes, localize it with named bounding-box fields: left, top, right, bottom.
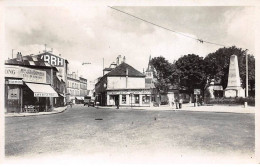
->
left=122, top=95, right=126, bottom=104
left=134, top=95, right=139, bottom=104
left=142, top=95, right=150, bottom=104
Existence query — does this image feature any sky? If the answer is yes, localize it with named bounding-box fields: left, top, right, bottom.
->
left=4, top=6, right=255, bottom=82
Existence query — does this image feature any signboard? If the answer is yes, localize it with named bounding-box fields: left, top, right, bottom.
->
left=5, top=65, right=47, bottom=84
left=40, top=54, right=64, bottom=67
left=194, top=89, right=201, bottom=95
left=8, top=88, right=19, bottom=99
left=5, top=66, right=21, bottom=78
left=37, top=54, right=66, bottom=80
left=34, top=93, right=58, bottom=97
left=107, top=89, right=151, bottom=95
left=8, top=79, right=23, bottom=85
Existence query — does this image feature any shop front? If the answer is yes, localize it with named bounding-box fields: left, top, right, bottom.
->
left=106, top=89, right=151, bottom=107
left=5, top=64, right=59, bottom=113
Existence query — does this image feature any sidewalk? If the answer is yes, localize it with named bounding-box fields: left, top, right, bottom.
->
left=5, top=106, right=68, bottom=117
left=96, top=103, right=255, bottom=114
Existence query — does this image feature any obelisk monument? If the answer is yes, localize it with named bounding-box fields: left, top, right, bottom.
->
left=224, top=55, right=245, bottom=97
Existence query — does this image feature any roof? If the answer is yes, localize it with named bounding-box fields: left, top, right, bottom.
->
left=103, top=68, right=113, bottom=71
left=107, top=62, right=145, bottom=77
left=5, top=55, right=58, bottom=71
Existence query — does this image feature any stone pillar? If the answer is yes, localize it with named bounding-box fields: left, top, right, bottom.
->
left=224, top=55, right=245, bottom=97
left=107, top=94, right=110, bottom=105
left=119, top=94, right=122, bottom=105
left=139, top=94, right=142, bottom=106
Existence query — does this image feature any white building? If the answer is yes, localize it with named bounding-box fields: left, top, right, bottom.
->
left=95, top=61, right=151, bottom=107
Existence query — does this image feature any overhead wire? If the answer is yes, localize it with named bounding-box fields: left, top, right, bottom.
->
left=108, top=6, right=227, bottom=47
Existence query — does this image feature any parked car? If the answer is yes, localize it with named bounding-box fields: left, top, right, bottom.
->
left=87, top=99, right=95, bottom=107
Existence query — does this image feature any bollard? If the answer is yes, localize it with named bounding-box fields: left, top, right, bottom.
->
left=244, top=102, right=248, bottom=108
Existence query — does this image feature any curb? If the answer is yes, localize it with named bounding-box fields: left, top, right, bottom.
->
left=95, top=106, right=254, bottom=114
left=5, top=106, right=68, bottom=117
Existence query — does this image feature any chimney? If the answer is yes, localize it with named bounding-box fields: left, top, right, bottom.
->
left=17, top=52, right=23, bottom=61
left=123, top=56, right=126, bottom=63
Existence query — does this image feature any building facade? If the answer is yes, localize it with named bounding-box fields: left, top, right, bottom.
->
left=95, top=61, right=151, bottom=107
left=67, top=72, right=88, bottom=104
left=34, top=51, right=69, bottom=103
left=5, top=53, right=59, bottom=113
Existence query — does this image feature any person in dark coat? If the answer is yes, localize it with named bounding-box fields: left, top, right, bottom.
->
left=116, top=99, right=119, bottom=109
left=179, top=98, right=183, bottom=109
left=175, top=98, right=179, bottom=109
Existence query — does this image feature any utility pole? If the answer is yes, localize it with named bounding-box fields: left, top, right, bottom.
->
left=12, top=49, right=14, bottom=59
left=103, top=58, right=104, bottom=76
left=246, top=54, right=248, bottom=97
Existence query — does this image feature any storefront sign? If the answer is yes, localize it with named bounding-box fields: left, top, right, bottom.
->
left=34, top=93, right=58, bottom=97
left=8, top=79, right=23, bottom=85
left=40, top=54, right=64, bottom=67
left=5, top=66, right=20, bottom=78
left=5, top=65, right=46, bottom=84
left=107, top=89, right=151, bottom=95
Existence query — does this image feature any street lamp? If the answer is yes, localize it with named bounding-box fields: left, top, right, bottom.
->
left=244, top=50, right=248, bottom=108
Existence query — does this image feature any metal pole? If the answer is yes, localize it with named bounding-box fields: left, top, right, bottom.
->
left=246, top=54, right=248, bottom=97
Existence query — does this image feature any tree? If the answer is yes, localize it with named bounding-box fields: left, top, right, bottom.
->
left=175, top=54, right=207, bottom=96
left=204, top=46, right=255, bottom=94
left=150, top=56, right=179, bottom=93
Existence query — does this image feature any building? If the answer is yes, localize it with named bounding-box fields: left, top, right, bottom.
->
left=5, top=52, right=59, bottom=113
left=95, top=59, right=151, bottom=107
left=67, top=72, right=88, bottom=104
left=144, top=56, right=158, bottom=104
left=34, top=51, right=69, bottom=103
left=67, top=72, right=80, bottom=104
left=144, top=56, right=181, bottom=106
left=80, top=77, right=88, bottom=102
left=53, top=75, right=66, bottom=107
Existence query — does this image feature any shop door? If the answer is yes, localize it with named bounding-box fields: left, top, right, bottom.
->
left=6, top=86, right=21, bottom=113
left=115, top=95, right=119, bottom=106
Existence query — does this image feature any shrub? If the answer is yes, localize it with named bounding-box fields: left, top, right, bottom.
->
left=207, top=97, right=255, bottom=106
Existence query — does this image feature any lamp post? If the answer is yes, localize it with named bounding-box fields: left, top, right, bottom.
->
left=244, top=52, right=248, bottom=108
left=246, top=53, right=248, bottom=97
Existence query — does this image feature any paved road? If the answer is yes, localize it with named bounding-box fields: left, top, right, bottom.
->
left=5, top=105, right=255, bottom=163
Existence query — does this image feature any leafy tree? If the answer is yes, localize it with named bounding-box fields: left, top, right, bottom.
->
left=150, top=56, right=179, bottom=93
left=204, top=46, right=255, bottom=94
left=175, top=54, right=207, bottom=95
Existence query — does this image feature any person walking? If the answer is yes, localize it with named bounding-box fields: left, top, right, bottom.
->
left=179, top=98, right=183, bottom=109
left=116, top=99, right=119, bottom=109
left=175, top=98, right=179, bottom=109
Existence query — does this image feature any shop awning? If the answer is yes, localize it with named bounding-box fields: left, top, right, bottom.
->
left=25, top=82, right=59, bottom=97
left=76, top=96, right=84, bottom=100
left=213, top=85, right=223, bottom=91
left=59, top=93, right=66, bottom=97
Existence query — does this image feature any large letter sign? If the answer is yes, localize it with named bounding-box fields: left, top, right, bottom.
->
left=40, top=54, right=64, bottom=67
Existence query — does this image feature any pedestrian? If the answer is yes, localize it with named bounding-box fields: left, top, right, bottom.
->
left=116, top=100, right=119, bottom=109
left=70, top=101, right=73, bottom=108
left=175, top=98, right=179, bottom=109
left=179, top=98, right=183, bottom=109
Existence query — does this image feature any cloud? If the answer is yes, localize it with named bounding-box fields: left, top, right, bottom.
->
left=5, top=6, right=255, bottom=81
left=225, top=7, right=255, bottom=54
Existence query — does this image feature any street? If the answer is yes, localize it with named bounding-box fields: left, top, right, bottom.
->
left=5, top=105, right=255, bottom=163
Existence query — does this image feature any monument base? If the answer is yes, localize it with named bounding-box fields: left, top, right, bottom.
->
left=224, top=87, right=245, bottom=98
